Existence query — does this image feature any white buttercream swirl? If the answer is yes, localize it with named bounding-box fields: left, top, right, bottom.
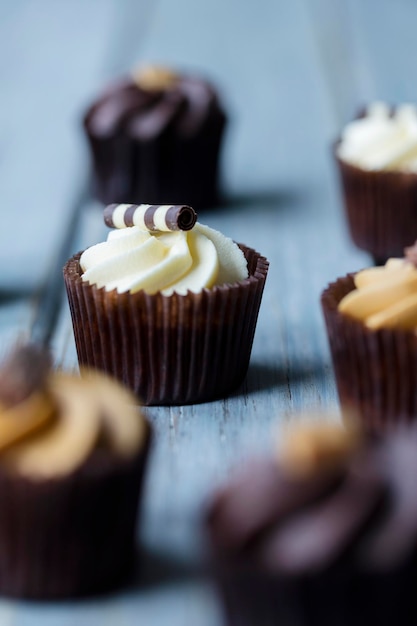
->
left=337, top=102, right=417, bottom=171
left=80, top=222, right=248, bottom=295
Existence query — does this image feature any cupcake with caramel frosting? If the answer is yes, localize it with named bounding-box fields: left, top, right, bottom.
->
left=64, top=203, right=268, bottom=405
left=207, top=419, right=417, bottom=626
left=322, top=241, right=417, bottom=432
left=0, top=344, right=151, bottom=598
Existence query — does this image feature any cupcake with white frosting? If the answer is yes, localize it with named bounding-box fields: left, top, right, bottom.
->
left=335, top=102, right=417, bottom=263
left=322, top=241, right=417, bottom=432
left=63, top=203, right=268, bottom=405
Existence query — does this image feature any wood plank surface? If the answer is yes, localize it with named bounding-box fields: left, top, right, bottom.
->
left=1, top=0, right=416, bottom=624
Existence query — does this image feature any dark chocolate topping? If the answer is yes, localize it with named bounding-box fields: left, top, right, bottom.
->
left=0, top=344, right=51, bottom=408
left=208, top=431, right=417, bottom=575
left=127, top=90, right=185, bottom=140
left=85, top=80, right=159, bottom=136
left=85, top=74, right=222, bottom=141
left=258, top=456, right=385, bottom=574
left=207, top=460, right=344, bottom=556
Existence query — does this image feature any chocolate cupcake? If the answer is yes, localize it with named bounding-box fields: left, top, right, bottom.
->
left=84, top=64, right=227, bottom=209
left=207, top=421, right=417, bottom=626
left=322, top=243, right=417, bottom=433
left=63, top=203, right=268, bottom=406
left=0, top=344, right=151, bottom=599
left=334, top=102, right=417, bottom=264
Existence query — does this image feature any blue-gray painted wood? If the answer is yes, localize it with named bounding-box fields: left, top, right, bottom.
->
left=1, top=0, right=416, bottom=623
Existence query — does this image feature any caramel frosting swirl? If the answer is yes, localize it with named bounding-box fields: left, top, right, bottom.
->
left=0, top=346, right=146, bottom=479
left=337, top=102, right=417, bottom=172
left=338, top=254, right=417, bottom=330
left=80, top=222, right=248, bottom=296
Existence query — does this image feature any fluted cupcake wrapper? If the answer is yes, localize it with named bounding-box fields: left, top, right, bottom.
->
left=0, top=426, right=151, bottom=599
left=322, top=274, right=417, bottom=433
left=213, top=565, right=303, bottom=626
left=63, top=246, right=268, bottom=406
left=84, top=91, right=226, bottom=210
left=212, top=561, right=417, bottom=626
left=334, top=149, right=417, bottom=264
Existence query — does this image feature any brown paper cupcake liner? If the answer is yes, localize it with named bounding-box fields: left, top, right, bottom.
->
left=211, top=560, right=417, bottom=626
left=86, top=124, right=225, bottom=210
left=64, top=246, right=268, bottom=406
left=322, top=274, right=417, bottom=433
left=0, top=425, right=151, bottom=599
left=211, top=562, right=303, bottom=626
left=334, top=148, right=417, bottom=264
left=84, top=102, right=226, bottom=210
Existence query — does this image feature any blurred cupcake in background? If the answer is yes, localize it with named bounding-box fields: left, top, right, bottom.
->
left=334, top=102, right=417, bottom=264
left=0, top=344, right=151, bottom=598
left=83, top=64, right=227, bottom=210
left=207, top=418, right=417, bottom=626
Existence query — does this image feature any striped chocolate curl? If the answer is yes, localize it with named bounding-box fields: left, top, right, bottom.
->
left=103, top=204, right=197, bottom=232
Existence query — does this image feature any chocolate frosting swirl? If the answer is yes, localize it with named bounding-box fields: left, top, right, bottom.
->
left=207, top=430, right=417, bottom=575
left=85, top=74, right=224, bottom=140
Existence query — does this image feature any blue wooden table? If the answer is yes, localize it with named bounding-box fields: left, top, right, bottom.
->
left=1, top=0, right=416, bottom=623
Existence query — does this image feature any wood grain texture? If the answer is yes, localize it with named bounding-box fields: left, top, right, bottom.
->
left=1, top=0, right=417, bottom=624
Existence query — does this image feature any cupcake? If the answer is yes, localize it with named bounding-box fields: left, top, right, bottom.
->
left=0, top=343, right=151, bottom=599
left=63, top=203, right=268, bottom=406
left=334, top=102, right=417, bottom=264
left=322, top=242, right=417, bottom=432
left=207, top=420, right=417, bottom=626
left=84, top=64, right=227, bottom=209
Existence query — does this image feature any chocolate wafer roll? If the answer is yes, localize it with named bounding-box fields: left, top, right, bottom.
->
left=104, top=203, right=197, bottom=232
